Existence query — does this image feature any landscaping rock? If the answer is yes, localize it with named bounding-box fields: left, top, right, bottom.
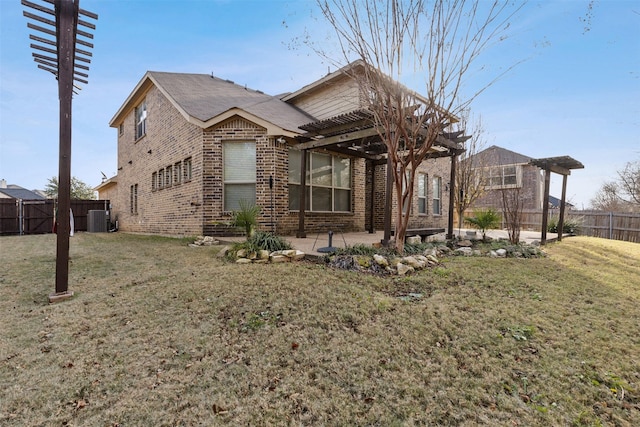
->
left=402, top=256, right=425, bottom=269
left=423, top=248, right=438, bottom=258
left=458, top=239, right=473, bottom=247
left=270, top=255, right=290, bottom=263
left=396, top=263, right=414, bottom=276
left=406, top=235, right=422, bottom=245
left=373, top=254, right=389, bottom=267
left=496, top=249, right=507, bottom=258
left=258, top=250, right=270, bottom=260
left=455, top=247, right=473, bottom=256
left=216, top=246, right=230, bottom=257
left=235, top=258, right=252, bottom=264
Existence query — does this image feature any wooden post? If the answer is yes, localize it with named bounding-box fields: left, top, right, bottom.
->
left=368, top=161, right=375, bottom=233
left=446, top=153, right=457, bottom=240
left=52, top=0, right=78, bottom=301
left=296, top=149, right=307, bottom=238
left=540, top=169, right=551, bottom=245
left=557, top=173, right=568, bottom=241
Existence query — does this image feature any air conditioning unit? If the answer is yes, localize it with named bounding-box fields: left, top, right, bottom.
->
left=88, top=210, right=107, bottom=232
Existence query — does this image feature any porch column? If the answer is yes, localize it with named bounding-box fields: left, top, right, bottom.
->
left=296, top=149, right=308, bottom=238
left=446, top=153, right=457, bottom=240
left=541, top=169, right=551, bottom=245
left=382, top=155, right=393, bottom=245
left=558, top=173, right=568, bottom=241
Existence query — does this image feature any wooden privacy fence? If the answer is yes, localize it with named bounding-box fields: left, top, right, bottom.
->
left=0, top=199, right=110, bottom=236
left=460, top=209, right=640, bottom=243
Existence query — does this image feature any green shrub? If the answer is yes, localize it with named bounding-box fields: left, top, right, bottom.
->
left=248, top=231, right=292, bottom=252
left=231, top=201, right=261, bottom=237
left=465, top=208, right=501, bottom=241
left=547, top=215, right=582, bottom=235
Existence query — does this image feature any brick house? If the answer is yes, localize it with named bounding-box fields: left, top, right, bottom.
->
left=467, top=145, right=545, bottom=211
left=98, top=62, right=462, bottom=237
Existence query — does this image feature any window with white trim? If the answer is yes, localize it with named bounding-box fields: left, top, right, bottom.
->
left=158, top=168, right=164, bottom=189
left=223, top=142, right=256, bottom=211
left=483, top=164, right=522, bottom=189
left=418, top=173, right=428, bottom=214
left=165, top=165, right=172, bottom=188
left=433, top=176, right=442, bottom=215
left=130, top=184, right=138, bottom=215
left=173, top=161, right=182, bottom=185
left=135, top=100, right=147, bottom=140
left=183, top=157, right=192, bottom=182
left=288, top=149, right=351, bottom=212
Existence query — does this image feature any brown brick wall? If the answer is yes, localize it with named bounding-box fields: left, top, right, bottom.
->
left=111, top=84, right=455, bottom=237
left=113, top=85, right=204, bottom=236
left=365, top=157, right=452, bottom=232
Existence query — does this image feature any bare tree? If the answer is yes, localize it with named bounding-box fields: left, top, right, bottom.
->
left=590, top=160, right=640, bottom=212
left=454, top=111, right=488, bottom=229
left=317, top=0, right=522, bottom=252
left=501, top=186, right=522, bottom=244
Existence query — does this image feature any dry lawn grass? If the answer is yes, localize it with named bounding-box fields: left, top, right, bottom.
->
left=1, top=233, right=638, bottom=426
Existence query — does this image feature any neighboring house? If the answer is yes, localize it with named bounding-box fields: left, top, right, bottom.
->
left=548, top=195, right=575, bottom=210
left=98, top=62, right=462, bottom=237
left=0, top=180, right=46, bottom=200
left=467, top=145, right=545, bottom=211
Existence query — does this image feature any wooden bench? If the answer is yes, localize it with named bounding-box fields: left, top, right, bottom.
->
left=391, top=228, right=445, bottom=240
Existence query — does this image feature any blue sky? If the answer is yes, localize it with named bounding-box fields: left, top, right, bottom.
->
left=1, top=0, right=639, bottom=208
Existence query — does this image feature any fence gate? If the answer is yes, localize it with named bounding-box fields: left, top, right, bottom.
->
left=23, top=200, right=55, bottom=234
left=0, top=199, right=110, bottom=236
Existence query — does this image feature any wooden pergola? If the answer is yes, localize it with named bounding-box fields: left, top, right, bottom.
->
left=292, top=109, right=467, bottom=243
left=529, top=156, right=584, bottom=245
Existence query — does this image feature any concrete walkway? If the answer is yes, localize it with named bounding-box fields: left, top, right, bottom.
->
left=221, top=228, right=558, bottom=257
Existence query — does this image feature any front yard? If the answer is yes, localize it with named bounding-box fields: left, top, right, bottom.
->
left=1, top=233, right=638, bottom=425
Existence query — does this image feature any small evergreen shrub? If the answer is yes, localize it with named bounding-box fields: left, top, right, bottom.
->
left=248, top=231, right=292, bottom=252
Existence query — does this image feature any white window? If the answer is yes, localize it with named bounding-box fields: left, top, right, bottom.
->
left=484, top=164, right=522, bottom=189
left=183, top=157, right=192, bottom=182
left=151, top=172, right=157, bottom=191
left=418, top=173, right=428, bottom=214
left=165, top=166, right=172, bottom=188
left=130, top=184, right=138, bottom=215
left=158, top=168, right=164, bottom=189
left=224, top=142, right=256, bottom=211
left=433, top=176, right=442, bottom=215
left=288, top=149, right=351, bottom=212
left=174, top=161, right=182, bottom=185
left=135, top=100, right=147, bottom=140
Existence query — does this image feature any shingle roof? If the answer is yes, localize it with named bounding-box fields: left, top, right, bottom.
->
left=474, top=145, right=533, bottom=165
left=147, top=72, right=316, bottom=133
left=0, top=188, right=46, bottom=200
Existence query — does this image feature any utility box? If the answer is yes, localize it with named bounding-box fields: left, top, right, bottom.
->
left=88, top=210, right=107, bottom=232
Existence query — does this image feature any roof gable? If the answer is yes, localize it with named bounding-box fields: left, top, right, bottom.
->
left=473, top=145, right=533, bottom=166
left=110, top=72, right=316, bottom=136
left=0, top=188, right=46, bottom=200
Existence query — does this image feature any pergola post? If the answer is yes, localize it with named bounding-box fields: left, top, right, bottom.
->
left=541, top=169, right=551, bottom=245
left=446, top=153, right=457, bottom=240
left=23, top=0, right=98, bottom=303
left=530, top=156, right=583, bottom=246
left=296, top=149, right=308, bottom=238
left=368, top=161, right=375, bottom=233
left=558, top=174, right=568, bottom=241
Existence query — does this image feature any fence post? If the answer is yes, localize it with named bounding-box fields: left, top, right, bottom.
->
left=18, top=199, right=23, bottom=236
left=609, top=212, right=613, bottom=240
